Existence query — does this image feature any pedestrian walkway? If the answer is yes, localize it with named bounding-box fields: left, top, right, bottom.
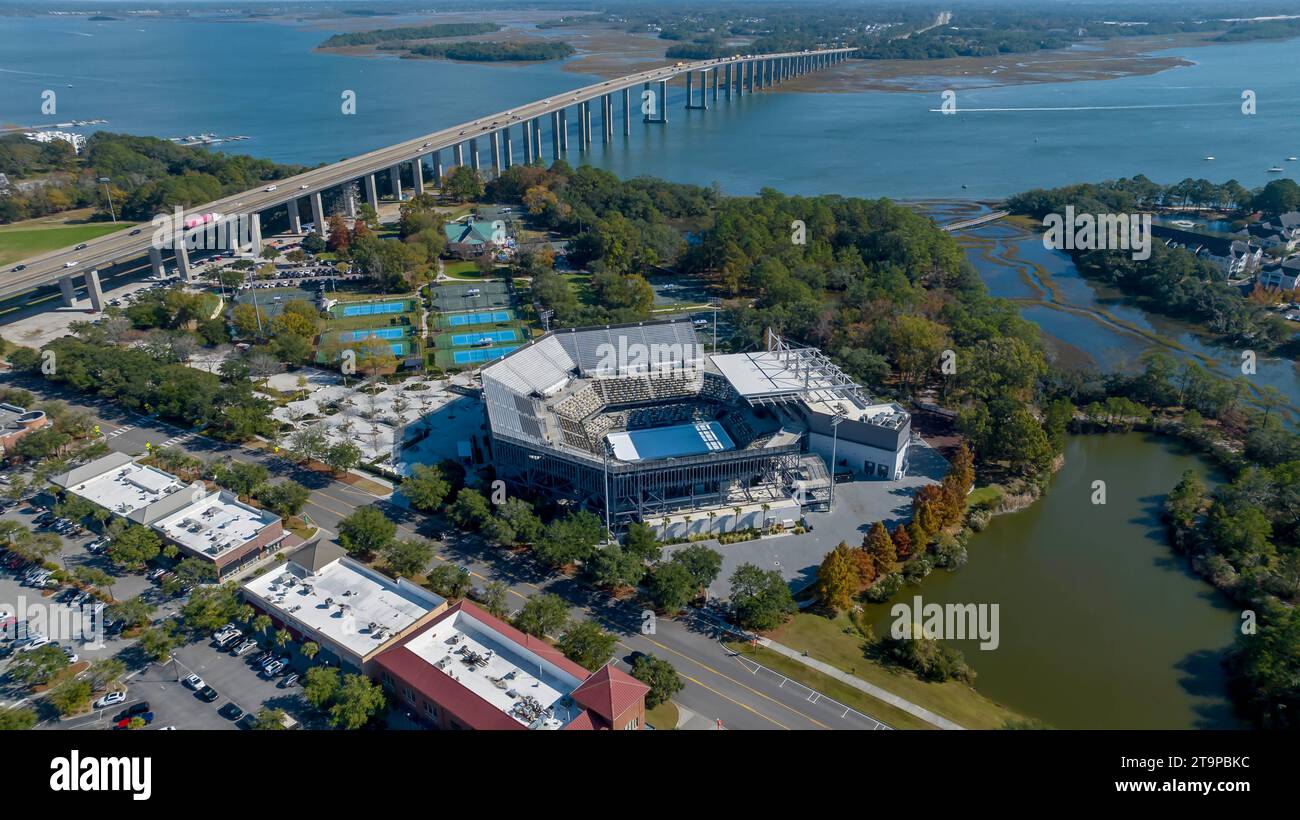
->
left=757, top=638, right=964, bottom=730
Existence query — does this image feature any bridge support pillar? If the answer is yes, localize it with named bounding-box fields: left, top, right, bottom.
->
left=148, top=245, right=165, bottom=278
left=411, top=158, right=425, bottom=196
left=533, top=117, right=543, bottom=158
left=502, top=130, right=513, bottom=167
left=658, top=80, right=668, bottom=122
left=551, top=112, right=562, bottom=159
left=454, top=142, right=465, bottom=167
left=58, top=275, right=77, bottom=307
left=345, top=191, right=357, bottom=219
left=363, top=174, right=379, bottom=210
left=559, top=109, right=569, bottom=150
left=287, top=198, right=303, bottom=233
left=724, top=64, right=732, bottom=99
left=175, top=242, right=192, bottom=282
left=389, top=165, right=403, bottom=201
left=490, top=131, right=502, bottom=174
left=310, top=192, right=326, bottom=237
left=85, top=269, right=104, bottom=311
left=685, top=71, right=693, bottom=109
left=248, top=212, right=262, bottom=252
left=469, top=139, right=480, bottom=172
left=579, top=103, right=591, bottom=148
left=747, top=61, right=755, bottom=93
left=712, top=67, right=719, bottom=102
left=522, top=123, right=534, bottom=163
left=430, top=150, right=443, bottom=183
left=622, top=87, right=631, bottom=135
left=603, top=94, right=614, bottom=141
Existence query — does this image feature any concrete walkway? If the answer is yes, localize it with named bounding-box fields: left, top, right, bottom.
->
left=757, top=638, right=964, bottom=730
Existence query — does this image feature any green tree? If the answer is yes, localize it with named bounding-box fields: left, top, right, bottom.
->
left=588, top=545, right=645, bottom=590
left=478, top=580, right=510, bottom=619
left=557, top=620, right=618, bottom=672
left=863, top=521, right=898, bottom=576
left=382, top=538, right=433, bottom=577
left=251, top=707, right=290, bottom=730
left=729, top=564, right=796, bottom=631
left=648, top=561, right=697, bottom=614
left=401, top=465, right=451, bottom=512
left=337, top=506, right=396, bottom=558
left=303, top=667, right=341, bottom=710
left=670, top=545, right=723, bottom=589
left=630, top=653, right=683, bottom=709
left=816, top=542, right=857, bottom=613
left=513, top=593, right=569, bottom=638
left=328, top=673, right=387, bottom=730
left=48, top=678, right=94, bottom=716
left=106, top=525, right=162, bottom=569
left=0, top=706, right=38, bottom=730
left=623, top=521, right=662, bottom=563
left=425, top=564, right=472, bottom=599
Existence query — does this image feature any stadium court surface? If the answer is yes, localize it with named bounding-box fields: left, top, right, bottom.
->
left=447, top=309, right=513, bottom=327
left=452, top=345, right=519, bottom=365
left=449, top=329, right=519, bottom=346
left=605, top=421, right=736, bottom=462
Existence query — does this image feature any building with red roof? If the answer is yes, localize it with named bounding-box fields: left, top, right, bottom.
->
left=373, top=600, right=648, bottom=730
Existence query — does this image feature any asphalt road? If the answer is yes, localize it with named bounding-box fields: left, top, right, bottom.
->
left=2, top=48, right=854, bottom=298
left=4, top=374, right=888, bottom=730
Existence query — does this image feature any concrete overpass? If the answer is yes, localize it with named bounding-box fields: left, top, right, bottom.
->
left=2, top=48, right=856, bottom=308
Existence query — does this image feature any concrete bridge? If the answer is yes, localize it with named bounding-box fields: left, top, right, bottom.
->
left=2, top=48, right=856, bottom=308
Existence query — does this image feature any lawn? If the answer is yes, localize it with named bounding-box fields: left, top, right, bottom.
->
left=0, top=221, right=134, bottom=267
left=441, top=260, right=483, bottom=279
left=645, top=699, right=679, bottom=730
left=762, top=610, right=1027, bottom=729
left=966, top=485, right=1004, bottom=509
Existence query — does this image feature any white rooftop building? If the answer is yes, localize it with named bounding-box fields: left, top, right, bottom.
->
left=51, top=452, right=201, bottom=525
left=242, top=541, right=446, bottom=673
left=152, top=490, right=283, bottom=562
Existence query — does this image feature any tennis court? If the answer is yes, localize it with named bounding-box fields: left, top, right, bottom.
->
left=451, top=345, right=519, bottom=365
left=340, top=327, right=407, bottom=342
left=605, top=421, right=735, bottom=462
left=449, top=329, right=518, bottom=346
left=328, top=299, right=415, bottom=318
left=447, top=309, right=513, bottom=327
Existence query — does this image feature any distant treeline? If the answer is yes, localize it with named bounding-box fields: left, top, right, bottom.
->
left=320, top=22, right=500, bottom=48
left=390, top=41, right=576, bottom=62
left=1007, top=176, right=1300, bottom=220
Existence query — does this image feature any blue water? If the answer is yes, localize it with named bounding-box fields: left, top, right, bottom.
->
left=1, top=16, right=1296, bottom=198
left=450, top=329, right=518, bottom=346
left=447, top=309, right=513, bottom=326
left=453, top=345, right=519, bottom=364
left=340, top=301, right=407, bottom=317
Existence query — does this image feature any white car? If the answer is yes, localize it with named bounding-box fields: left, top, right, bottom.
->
left=93, top=691, right=126, bottom=709
left=64, top=261, right=76, bottom=268
left=183, top=673, right=205, bottom=690
left=264, top=185, right=277, bottom=192
left=17, top=635, right=49, bottom=652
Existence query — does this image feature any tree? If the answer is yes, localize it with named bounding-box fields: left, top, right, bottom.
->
left=337, top=506, right=396, bottom=558
left=863, top=521, right=898, bottom=575
left=448, top=487, right=493, bottom=530
left=106, top=525, right=161, bottom=569
left=259, top=480, right=310, bottom=518
left=444, top=165, right=483, bottom=202
left=588, top=545, right=645, bottom=590
left=425, top=564, right=472, bottom=599
left=648, top=561, right=697, bottom=614
left=815, top=542, right=857, bottom=613
left=302, top=642, right=320, bottom=662
left=10, top=645, right=69, bottom=687
left=401, top=464, right=450, bottom=512
left=328, top=673, right=387, bottom=730
left=48, top=678, right=94, bottom=716
left=670, top=545, right=723, bottom=590
left=891, top=526, right=914, bottom=561
left=478, top=580, right=510, bottom=619
left=0, top=705, right=37, bottom=730
left=323, top=441, right=363, bottom=474
left=251, top=707, right=290, bottom=730
left=630, top=653, right=683, bottom=709
left=513, top=593, right=569, bottom=638
left=303, top=667, right=342, bottom=709
left=138, top=620, right=185, bottom=661
left=624, top=521, right=662, bottom=563
left=728, top=564, right=796, bottom=631
left=558, top=620, right=617, bottom=671
left=179, top=585, right=243, bottom=633
left=383, top=538, right=433, bottom=577
left=534, top=510, right=603, bottom=568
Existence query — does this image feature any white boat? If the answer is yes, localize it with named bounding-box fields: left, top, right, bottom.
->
left=1289, top=157, right=1298, bottom=161
left=1204, top=156, right=1215, bottom=160
left=1268, top=166, right=1285, bottom=172
left=1172, top=219, right=1196, bottom=228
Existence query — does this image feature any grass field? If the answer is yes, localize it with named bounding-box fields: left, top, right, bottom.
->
left=0, top=222, right=133, bottom=267
left=761, top=611, right=1027, bottom=729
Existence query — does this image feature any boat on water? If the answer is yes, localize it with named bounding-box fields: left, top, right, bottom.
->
left=1267, top=166, right=1285, bottom=172
left=1288, top=157, right=1298, bottom=161
left=1204, top=156, right=1215, bottom=160
left=1171, top=219, right=1196, bottom=228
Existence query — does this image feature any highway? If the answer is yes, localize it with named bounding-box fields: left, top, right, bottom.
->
left=2, top=47, right=855, bottom=300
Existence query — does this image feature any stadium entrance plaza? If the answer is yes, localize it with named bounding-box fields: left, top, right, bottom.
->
left=664, top=438, right=949, bottom=600
left=265, top=368, right=486, bottom=474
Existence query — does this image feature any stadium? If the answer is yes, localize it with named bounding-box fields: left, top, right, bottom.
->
left=481, top=319, right=914, bottom=535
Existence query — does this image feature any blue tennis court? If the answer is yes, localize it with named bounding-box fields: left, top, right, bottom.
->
left=606, top=422, right=736, bottom=462
left=340, top=301, right=408, bottom=317
left=452, top=345, right=519, bottom=365
left=342, top=327, right=406, bottom=342
left=447, top=309, right=512, bottom=327
left=450, top=329, right=518, bottom=346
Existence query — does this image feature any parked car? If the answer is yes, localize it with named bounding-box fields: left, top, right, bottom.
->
left=279, top=673, right=299, bottom=688
left=183, top=674, right=205, bottom=690
left=233, top=639, right=258, bottom=656
left=197, top=685, right=219, bottom=703
left=93, top=691, right=126, bottom=709
left=218, top=703, right=244, bottom=721
left=262, top=660, right=286, bottom=677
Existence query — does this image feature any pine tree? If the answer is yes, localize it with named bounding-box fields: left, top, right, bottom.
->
left=863, top=522, right=897, bottom=575
left=816, top=543, right=856, bottom=613
left=891, top=525, right=913, bottom=560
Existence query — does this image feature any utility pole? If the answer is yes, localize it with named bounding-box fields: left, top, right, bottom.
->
left=98, top=177, right=116, bottom=222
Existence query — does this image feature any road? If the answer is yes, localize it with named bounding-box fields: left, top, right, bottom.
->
left=4, top=373, right=890, bottom=730
left=2, top=48, right=855, bottom=299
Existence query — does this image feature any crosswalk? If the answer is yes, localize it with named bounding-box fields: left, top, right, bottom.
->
left=103, top=423, right=135, bottom=439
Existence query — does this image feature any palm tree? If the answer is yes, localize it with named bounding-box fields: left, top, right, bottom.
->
left=254, top=614, right=272, bottom=639
left=707, top=510, right=717, bottom=535
left=274, top=629, right=291, bottom=649
left=732, top=506, right=743, bottom=534
left=761, top=503, right=772, bottom=529
left=302, top=642, right=320, bottom=663
left=661, top=517, right=670, bottom=540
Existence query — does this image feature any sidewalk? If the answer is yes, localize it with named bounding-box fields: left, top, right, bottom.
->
left=757, top=638, right=964, bottom=730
